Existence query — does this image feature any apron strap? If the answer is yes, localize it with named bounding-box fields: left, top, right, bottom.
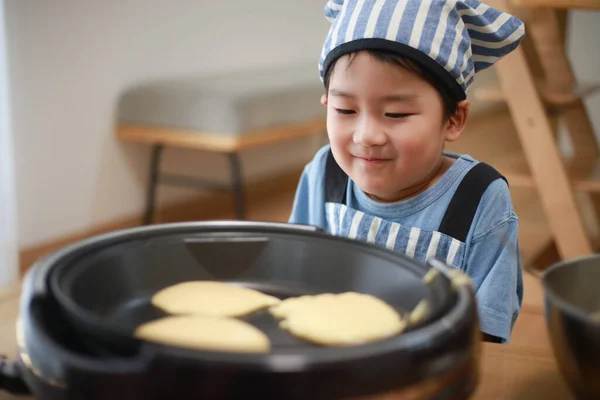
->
left=325, top=150, right=349, bottom=204
left=438, top=162, right=507, bottom=243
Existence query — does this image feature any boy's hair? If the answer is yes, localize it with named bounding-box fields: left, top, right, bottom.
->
left=323, top=49, right=460, bottom=122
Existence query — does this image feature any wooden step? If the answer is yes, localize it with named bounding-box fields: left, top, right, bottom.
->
left=493, top=151, right=600, bottom=193
left=473, top=82, right=600, bottom=107
left=448, top=110, right=600, bottom=193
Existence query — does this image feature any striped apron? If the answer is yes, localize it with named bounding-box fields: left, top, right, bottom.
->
left=323, top=150, right=506, bottom=269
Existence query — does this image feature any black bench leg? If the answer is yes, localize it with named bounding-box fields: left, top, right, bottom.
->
left=228, top=152, right=245, bottom=220
left=143, top=144, right=164, bottom=225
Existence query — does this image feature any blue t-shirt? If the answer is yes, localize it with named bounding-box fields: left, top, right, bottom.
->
left=289, top=145, right=523, bottom=343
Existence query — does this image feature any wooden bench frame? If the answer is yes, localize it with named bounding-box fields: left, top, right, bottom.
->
left=116, top=118, right=327, bottom=224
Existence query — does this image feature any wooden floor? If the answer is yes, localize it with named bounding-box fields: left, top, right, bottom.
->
left=0, top=110, right=564, bottom=398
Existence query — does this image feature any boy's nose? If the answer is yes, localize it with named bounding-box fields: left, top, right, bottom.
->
left=353, top=117, right=387, bottom=147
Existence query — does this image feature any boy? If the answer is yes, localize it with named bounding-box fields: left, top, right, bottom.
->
left=289, top=0, right=525, bottom=344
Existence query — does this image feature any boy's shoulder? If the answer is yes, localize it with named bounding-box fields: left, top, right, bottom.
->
left=449, top=153, right=510, bottom=193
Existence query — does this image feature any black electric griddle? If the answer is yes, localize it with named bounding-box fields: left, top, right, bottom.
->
left=5, top=221, right=479, bottom=400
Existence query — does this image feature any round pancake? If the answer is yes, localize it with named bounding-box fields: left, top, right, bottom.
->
left=271, top=292, right=405, bottom=346
left=134, top=315, right=270, bottom=353
left=151, top=281, right=280, bottom=317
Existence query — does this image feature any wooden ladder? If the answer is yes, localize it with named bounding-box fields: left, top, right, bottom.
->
left=476, top=0, right=600, bottom=268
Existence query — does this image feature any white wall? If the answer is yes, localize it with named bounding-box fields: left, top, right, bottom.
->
left=5, top=0, right=330, bottom=248
left=566, top=10, right=600, bottom=141
left=0, top=0, right=18, bottom=285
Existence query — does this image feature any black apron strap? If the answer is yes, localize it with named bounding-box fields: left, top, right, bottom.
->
left=438, top=162, right=507, bottom=243
left=325, top=150, right=349, bottom=204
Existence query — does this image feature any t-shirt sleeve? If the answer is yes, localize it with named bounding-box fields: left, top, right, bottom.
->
left=464, top=179, right=524, bottom=344
left=288, top=145, right=330, bottom=230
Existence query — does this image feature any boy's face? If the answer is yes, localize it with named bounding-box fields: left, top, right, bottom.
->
left=323, top=52, right=467, bottom=203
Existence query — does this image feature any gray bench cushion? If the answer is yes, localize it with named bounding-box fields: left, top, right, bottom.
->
left=117, top=64, right=326, bottom=137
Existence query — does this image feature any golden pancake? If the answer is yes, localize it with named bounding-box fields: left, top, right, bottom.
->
left=270, top=292, right=405, bottom=346
left=152, top=281, right=280, bottom=317
left=134, top=315, right=270, bottom=353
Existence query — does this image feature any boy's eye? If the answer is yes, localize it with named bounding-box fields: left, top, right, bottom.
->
left=334, top=108, right=356, bottom=115
left=386, top=113, right=411, bottom=119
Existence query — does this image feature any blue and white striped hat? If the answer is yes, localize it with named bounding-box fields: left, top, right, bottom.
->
left=319, top=0, right=525, bottom=100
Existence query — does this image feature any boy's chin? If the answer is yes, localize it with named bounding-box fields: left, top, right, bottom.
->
left=355, top=181, right=400, bottom=202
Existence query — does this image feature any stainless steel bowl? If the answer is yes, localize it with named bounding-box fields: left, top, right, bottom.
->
left=542, top=255, right=600, bottom=399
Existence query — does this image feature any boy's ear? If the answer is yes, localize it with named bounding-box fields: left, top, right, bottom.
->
left=444, top=100, right=470, bottom=142
left=321, top=94, right=328, bottom=106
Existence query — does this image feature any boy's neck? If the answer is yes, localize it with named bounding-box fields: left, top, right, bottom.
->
left=365, top=156, right=456, bottom=204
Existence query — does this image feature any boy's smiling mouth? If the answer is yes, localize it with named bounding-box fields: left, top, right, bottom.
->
left=353, top=155, right=393, bottom=164
left=351, top=150, right=393, bottom=162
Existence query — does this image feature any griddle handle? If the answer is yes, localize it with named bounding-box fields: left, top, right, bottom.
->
left=0, top=356, right=30, bottom=395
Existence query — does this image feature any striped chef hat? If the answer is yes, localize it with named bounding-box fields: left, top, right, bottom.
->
left=319, top=0, right=525, bottom=100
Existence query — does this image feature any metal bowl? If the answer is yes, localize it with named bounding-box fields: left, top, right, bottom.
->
left=542, top=255, right=600, bottom=399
